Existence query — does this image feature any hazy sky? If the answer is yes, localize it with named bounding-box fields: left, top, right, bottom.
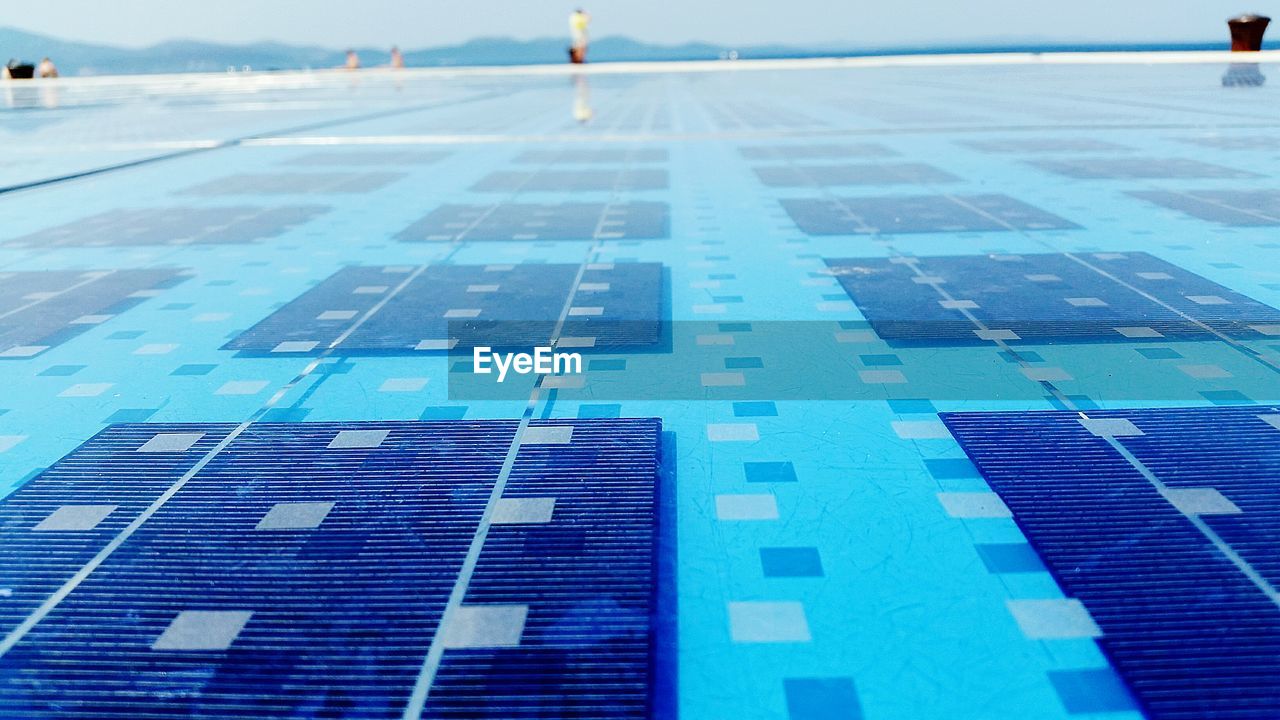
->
left=4, top=1, right=1271, bottom=48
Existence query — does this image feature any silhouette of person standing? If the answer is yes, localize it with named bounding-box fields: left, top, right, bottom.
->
left=569, top=9, right=591, bottom=64
left=345, top=50, right=361, bottom=70
left=390, top=46, right=405, bottom=69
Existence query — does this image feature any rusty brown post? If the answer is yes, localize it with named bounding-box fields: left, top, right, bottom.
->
left=1228, top=14, right=1270, bottom=51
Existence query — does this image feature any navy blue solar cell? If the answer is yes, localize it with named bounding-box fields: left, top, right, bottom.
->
left=0, top=418, right=665, bottom=720
left=739, top=143, right=898, bottom=160
left=960, top=138, right=1131, bottom=153
left=783, top=677, right=863, bottom=720
left=1030, top=157, right=1261, bottom=179
left=4, top=206, right=328, bottom=248
left=753, top=163, right=959, bottom=187
left=470, top=169, right=668, bottom=192
left=430, top=419, right=663, bottom=719
left=941, top=406, right=1280, bottom=720
left=759, top=547, right=824, bottom=577
left=281, top=150, right=449, bottom=166
left=974, top=543, right=1046, bottom=573
left=923, top=458, right=979, bottom=479
left=0, top=269, right=187, bottom=359
left=824, top=251, right=1280, bottom=345
left=178, top=172, right=405, bottom=195
left=744, top=461, right=797, bottom=483
left=1129, top=190, right=1280, bottom=226
left=782, top=194, right=1079, bottom=235
left=396, top=202, right=669, bottom=242
left=513, top=148, right=668, bottom=163
left=225, top=262, right=666, bottom=355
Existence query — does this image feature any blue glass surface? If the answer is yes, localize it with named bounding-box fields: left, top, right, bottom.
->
left=3, top=58, right=1280, bottom=719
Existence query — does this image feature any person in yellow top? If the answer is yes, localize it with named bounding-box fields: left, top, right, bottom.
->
left=569, top=8, right=590, bottom=64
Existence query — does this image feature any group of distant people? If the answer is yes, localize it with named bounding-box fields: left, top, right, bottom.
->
left=7, top=9, right=594, bottom=81
left=342, top=47, right=404, bottom=71
left=3, top=57, right=58, bottom=80
left=341, top=8, right=593, bottom=71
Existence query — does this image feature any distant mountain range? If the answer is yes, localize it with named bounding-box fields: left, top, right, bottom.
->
left=1, top=26, right=1231, bottom=77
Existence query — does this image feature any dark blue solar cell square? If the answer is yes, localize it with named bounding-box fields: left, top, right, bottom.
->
left=725, top=357, right=764, bottom=369
left=3, top=206, right=328, bottom=248
left=514, top=148, right=668, bottom=163
left=1200, top=390, right=1253, bottom=405
left=744, top=461, right=797, bottom=483
left=396, top=202, right=669, bottom=242
left=170, top=363, right=216, bottom=376
left=923, top=458, right=979, bottom=479
left=419, top=406, right=468, bottom=420
left=0, top=269, right=185, bottom=359
left=577, top=403, right=622, bottom=419
left=859, top=354, right=901, bottom=367
left=783, top=194, right=1079, bottom=236
left=825, top=251, right=1280, bottom=345
left=225, top=262, right=666, bottom=355
left=281, top=150, right=449, bottom=166
left=961, top=138, right=1131, bottom=153
left=470, top=168, right=668, bottom=192
left=783, top=677, right=863, bottom=720
left=1046, top=669, right=1139, bottom=714
left=1030, top=157, right=1260, bottom=179
left=1129, top=190, right=1280, bottom=227
left=999, top=349, right=1044, bottom=363
left=753, top=163, right=959, bottom=187
left=733, top=401, right=778, bottom=417
left=1136, top=347, right=1183, bottom=360
left=942, top=406, right=1280, bottom=720
left=37, top=365, right=85, bottom=377
left=178, top=172, right=405, bottom=195
left=887, top=399, right=936, bottom=414
left=739, top=143, right=898, bottom=160
left=974, top=543, right=1046, bottom=573
left=0, top=418, right=665, bottom=719
left=760, top=547, right=824, bottom=577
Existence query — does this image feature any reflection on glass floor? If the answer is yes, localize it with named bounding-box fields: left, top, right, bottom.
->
left=2, top=57, right=1280, bottom=719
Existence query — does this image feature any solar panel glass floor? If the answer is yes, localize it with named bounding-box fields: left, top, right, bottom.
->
left=3, top=57, right=1280, bottom=720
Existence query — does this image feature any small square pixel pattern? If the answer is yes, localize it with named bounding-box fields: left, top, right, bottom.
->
left=4, top=206, right=327, bottom=247
left=225, top=262, right=665, bottom=354
left=753, top=163, right=959, bottom=187
left=1030, top=157, right=1260, bottom=179
left=825, top=251, right=1280, bottom=345
left=0, top=269, right=185, bottom=359
left=783, top=194, right=1079, bottom=235
left=470, top=168, right=668, bottom=192
left=396, top=202, right=669, bottom=242
left=1129, top=189, right=1280, bottom=226
left=941, top=406, right=1280, bottom=720
left=178, top=172, right=404, bottom=195
left=0, top=419, right=665, bottom=719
